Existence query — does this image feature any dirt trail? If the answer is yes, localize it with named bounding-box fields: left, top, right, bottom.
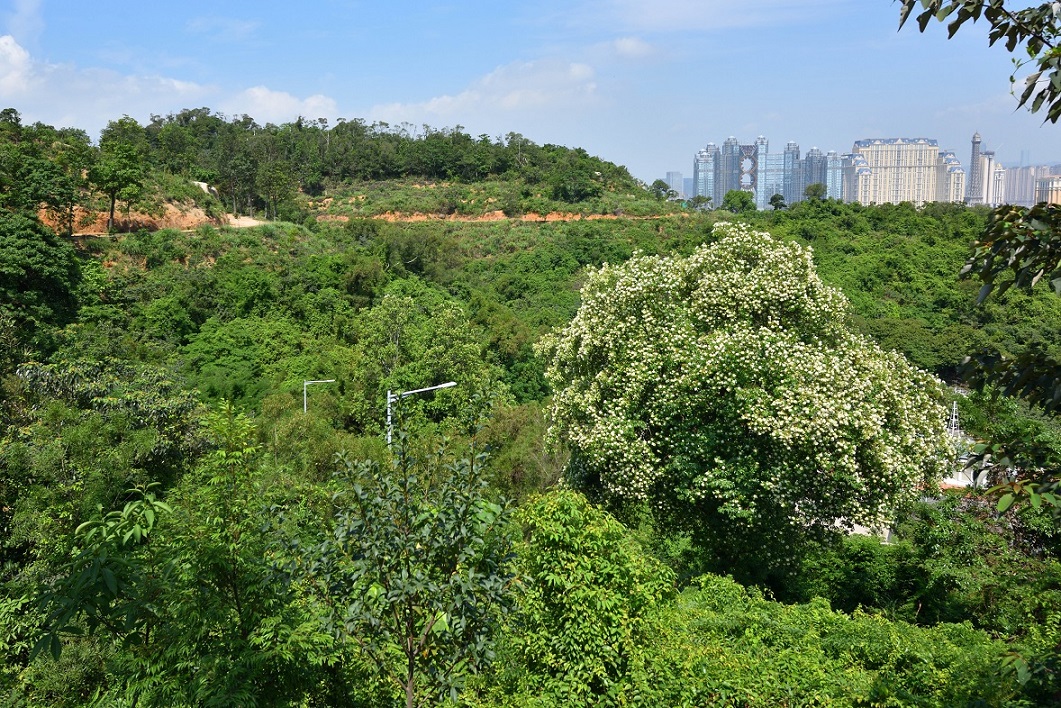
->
left=227, top=214, right=265, bottom=228
left=43, top=204, right=265, bottom=236
left=49, top=204, right=666, bottom=236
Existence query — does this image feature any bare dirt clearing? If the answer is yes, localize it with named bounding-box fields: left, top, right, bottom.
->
left=49, top=204, right=661, bottom=236
left=42, top=204, right=265, bottom=235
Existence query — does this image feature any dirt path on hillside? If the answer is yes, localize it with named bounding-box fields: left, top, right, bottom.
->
left=50, top=205, right=266, bottom=236
left=56, top=206, right=671, bottom=236
left=227, top=214, right=265, bottom=228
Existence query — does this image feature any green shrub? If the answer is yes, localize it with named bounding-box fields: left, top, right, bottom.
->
left=491, top=490, right=674, bottom=703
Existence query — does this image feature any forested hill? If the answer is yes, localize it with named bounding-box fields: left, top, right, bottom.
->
left=0, top=107, right=674, bottom=233
left=7, top=106, right=1061, bottom=704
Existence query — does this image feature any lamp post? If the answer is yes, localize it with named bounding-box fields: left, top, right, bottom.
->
left=386, top=381, right=457, bottom=445
left=303, top=379, right=335, bottom=413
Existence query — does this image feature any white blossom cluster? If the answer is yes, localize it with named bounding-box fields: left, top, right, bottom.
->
left=538, top=223, right=950, bottom=528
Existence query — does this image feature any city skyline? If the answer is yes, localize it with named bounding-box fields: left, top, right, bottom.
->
left=4, top=2, right=1061, bottom=183
left=674, top=129, right=1046, bottom=184
left=679, top=131, right=1061, bottom=207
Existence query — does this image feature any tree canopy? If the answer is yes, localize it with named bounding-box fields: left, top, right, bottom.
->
left=804, top=182, right=827, bottom=201
left=721, top=189, right=755, bottom=213
left=539, top=223, right=950, bottom=536
left=0, top=212, right=80, bottom=347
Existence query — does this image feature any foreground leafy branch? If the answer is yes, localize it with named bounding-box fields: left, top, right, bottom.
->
left=34, top=483, right=172, bottom=660
left=955, top=205, right=1061, bottom=502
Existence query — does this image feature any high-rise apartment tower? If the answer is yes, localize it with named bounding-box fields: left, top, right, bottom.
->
left=843, top=138, right=965, bottom=206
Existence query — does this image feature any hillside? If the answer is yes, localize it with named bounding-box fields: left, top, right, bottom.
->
left=4, top=107, right=1061, bottom=705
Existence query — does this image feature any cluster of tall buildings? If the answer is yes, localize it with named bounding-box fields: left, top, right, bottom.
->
left=692, top=137, right=845, bottom=210
left=677, top=134, right=1061, bottom=209
left=965, top=134, right=1061, bottom=206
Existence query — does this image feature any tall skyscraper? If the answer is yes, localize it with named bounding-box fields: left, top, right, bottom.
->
left=1006, top=165, right=1052, bottom=206
left=693, top=143, right=720, bottom=205
left=803, top=147, right=826, bottom=196
left=938, top=151, right=967, bottom=203
left=991, top=163, right=1006, bottom=205
left=967, top=132, right=984, bottom=205
left=842, top=152, right=873, bottom=204
left=984, top=154, right=1006, bottom=206
left=1036, top=175, right=1061, bottom=204
left=783, top=141, right=803, bottom=204
left=825, top=151, right=843, bottom=200
left=756, top=136, right=788, bottom=210
left=720, top=137, right=745, bottom=198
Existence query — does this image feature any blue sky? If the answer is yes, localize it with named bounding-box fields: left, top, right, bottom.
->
left=2, top=0, right=1060, bottom=182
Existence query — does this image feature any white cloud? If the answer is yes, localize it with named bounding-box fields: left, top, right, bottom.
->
left=0, top=34, right=30, bottom=93
left=612, top=36, right=653, bottom=58
left=186, top=16, right=260, bottom=41
left=0, top=36, right=215, bottom=137
left=368, top=58, right=599, bottom=126
left=0, top=36, right=343, bottom=137
left=222, top=86, right=339, bottom=124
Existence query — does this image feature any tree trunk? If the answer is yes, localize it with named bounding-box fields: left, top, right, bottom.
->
left=405, top=660, right=415, bottom=708
left=108, top=193, right=116, bottom=233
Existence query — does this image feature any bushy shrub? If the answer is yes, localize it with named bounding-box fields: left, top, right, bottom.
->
left=638, top=575, right=1017, bottom=706
left=485, top=490, right=674, bottom=704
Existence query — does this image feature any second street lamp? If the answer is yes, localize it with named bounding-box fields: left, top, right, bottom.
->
left=303, top=379, right=335, bottom=413
left=386, top=381, right=457, bottom=445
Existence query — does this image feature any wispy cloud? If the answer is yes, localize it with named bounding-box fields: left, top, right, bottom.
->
left=611, top=36, right=654, bottom=59
left=4, top=0, right=43, bottom=45
left=368, top=58, right=599, bottom=127
left=933, top=91, right=1027, bottom=121
left=186, top=15, right=260, bottom=41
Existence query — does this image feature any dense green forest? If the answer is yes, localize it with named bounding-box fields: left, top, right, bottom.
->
left=4, top=107, right=1061, bottom=705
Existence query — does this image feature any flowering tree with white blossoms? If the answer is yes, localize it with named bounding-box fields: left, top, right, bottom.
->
left=538, top=223, right=951, bottom=538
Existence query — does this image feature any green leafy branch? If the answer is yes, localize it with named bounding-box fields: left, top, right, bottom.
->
left=289, top=434, right=514, bottom=708
left=33, top=482, right=172, bottom=660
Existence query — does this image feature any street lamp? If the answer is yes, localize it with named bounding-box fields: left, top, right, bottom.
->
left=386, top=381, right=457, bottom=444
left=303, top=379, right=335, bottom=413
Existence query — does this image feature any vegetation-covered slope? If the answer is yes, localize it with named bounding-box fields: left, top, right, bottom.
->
left=4, top=108, right=1061, bottom=704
